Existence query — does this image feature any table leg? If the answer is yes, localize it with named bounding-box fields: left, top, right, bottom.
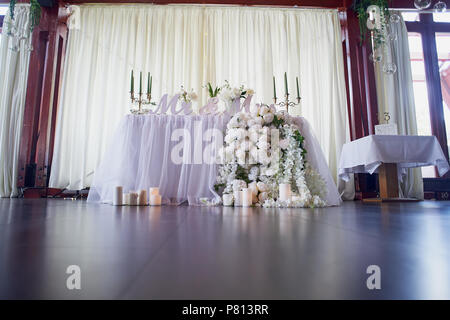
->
left=362, top=162, right=421, bottom=203
left=378, top=163, right=399, bottom=199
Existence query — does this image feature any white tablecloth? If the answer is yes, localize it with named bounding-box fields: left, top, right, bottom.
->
left=87, top=114, right=341, bottom=206
left=338, top=135, right=450, bottom=181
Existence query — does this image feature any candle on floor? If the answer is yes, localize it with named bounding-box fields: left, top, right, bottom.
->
left=222, top=194, right=233, bottom=206
left=233, top=190, right=242, bottom=207
left=113, top=186, right=123, bottom=206
left=138, top=189, right=148, bottom=206
left=123, top=193, right=130, bottom=205
left=279, top=183, right=291, bottom=202
left=149, top=187, right=159, bottom=196
left=242, top=188, right=253, bottom=207
left=150, top=194, right=162, bottom=206
left=129, top=192, right=139, bottom=206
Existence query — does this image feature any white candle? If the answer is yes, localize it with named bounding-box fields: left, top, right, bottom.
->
left=149, top=187, right=160, bottom=196
left=113, top=186, right=123, bottom=206
left=242, top=188, right=253, bottom=207
left=123, top=193, right=130, bottom=205
left=138, top=189, right=148, bottom=205
left=223, top=194, right=233, bottom=206
left=150, top=194, right=162, bottom=206
left=279, top=184, right=291, bottom=202
left=129, top=192, right=139, bottom=206
left=233, top=190, right=242, bottom=207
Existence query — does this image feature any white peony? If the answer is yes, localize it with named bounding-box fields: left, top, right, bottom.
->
left=258, top=192, right=269, bottom=202
left=256, top=181, right=268, bottom=192
left=263, top=113, right=274, bottom=124
left=260, top=105, right=270, bottom=115
left=279, top=139, right=289, bottom=150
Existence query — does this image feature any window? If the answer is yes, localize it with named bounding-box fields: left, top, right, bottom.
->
left=404, top=13, right=450, bottom=179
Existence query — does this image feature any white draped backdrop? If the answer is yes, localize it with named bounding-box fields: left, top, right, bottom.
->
left=0, top=5, right=31, bottom=197
left=49, top=4, right=353, bottom=199
left=374, top=13, right=424, bottom=199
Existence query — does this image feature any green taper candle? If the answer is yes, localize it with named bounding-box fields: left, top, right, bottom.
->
left=147, top=72, right=150, bottom=94
left=150, top=75, right=152, bottom=95
left=296, top=76, right=300, bottom=99
left=273, top=76, right=276, bottom=99
left=139, top=71, right=142, bottom=95
left=284, top=72, right=288, bottom=96
left=131, top=70, right=134, bottom=93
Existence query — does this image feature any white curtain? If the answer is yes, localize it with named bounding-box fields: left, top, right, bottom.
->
left=374, top=13, right=424, bottom=199
left=0, top=5, right=31, bottom=198
left=50, top=4, right=353, bottom=199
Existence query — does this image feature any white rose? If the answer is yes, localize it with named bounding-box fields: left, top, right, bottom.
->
left=258, top=191, right=269, bottom=202
left=279, top=139, right=289, bottom=150
left=257, top=140, right=270, bottom=150
left=263, top=113, right=274, bottom=124
left=260, top=105, right=270, bottom=115
left=248, top=129, right=260, bottom=143
left=256, top=182, right=268, bottom=192
left=249, top=146, right=259, bottom=160
left=248, top=181, right=258, bottom=196
left=253, top=116, right=264, bottom=126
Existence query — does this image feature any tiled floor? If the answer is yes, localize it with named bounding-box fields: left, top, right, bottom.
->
left=0, top=199, right=449, bottom=299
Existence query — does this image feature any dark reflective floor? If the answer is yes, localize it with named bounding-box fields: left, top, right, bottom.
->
left=0, top=199, right=449, bottom=299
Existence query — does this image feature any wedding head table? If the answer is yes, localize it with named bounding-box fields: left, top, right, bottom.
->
left=87, top=113, right=341, bottom=207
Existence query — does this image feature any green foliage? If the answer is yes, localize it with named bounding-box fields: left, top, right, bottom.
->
left=9, top=0, right=16, bottom=20
left=352, top=0, right=390, bottom=46
left=272, top=115, right=284, bottom=129
left=30, top=0, right=41, bottom=32
left=206, top=83, right=221, bottom=98
left=294, top=129, right=307, bottom=158
left=236, top=165, right=250, bottom=184
left=8, top=0, right=41, bottom=33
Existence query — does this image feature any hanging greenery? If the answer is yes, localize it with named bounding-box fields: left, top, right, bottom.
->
left=8, top=0, right=42, bottom=32
left=352, top=0, right=390, bottom=46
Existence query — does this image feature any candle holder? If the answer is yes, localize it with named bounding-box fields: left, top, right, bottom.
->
left=273, top=93, right=301, bottom=113
left=130, top=92, right=153, bottom=115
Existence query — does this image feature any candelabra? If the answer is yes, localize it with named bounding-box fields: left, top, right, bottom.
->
left=130, top=92, right=153, bottom=114
left=273, top=94, right=301, bottom=113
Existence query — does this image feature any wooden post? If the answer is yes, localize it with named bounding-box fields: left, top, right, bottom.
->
left=378, top=163, right=399, bottom=199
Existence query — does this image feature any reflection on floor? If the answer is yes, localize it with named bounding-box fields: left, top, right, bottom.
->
left=0, top=199, right=449, bottom=299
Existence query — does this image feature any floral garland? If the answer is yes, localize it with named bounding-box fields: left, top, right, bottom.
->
left=215, top=104, right=328, bottom=208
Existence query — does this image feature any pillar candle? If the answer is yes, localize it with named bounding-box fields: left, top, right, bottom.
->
left=150, top=194, right=162, bottom=206
left=129, top=192, right=139, bottom=206
left=242, top=188, right=253, bottom=207
left=113, top=186, right=123, bottom=206
left=279, top=184, right=291, bottom=201
left=123, top=193, right=130, bottom=205
left=149, top=187, right=159, bottom=196
left=138, top=189, right=148, bottom=206
left=222, top=194, right=233, bottom=206
left=233, top=190, right=242, bottom=207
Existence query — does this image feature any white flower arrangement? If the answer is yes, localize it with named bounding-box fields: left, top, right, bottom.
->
left=204, top=81, right=255, bottom=113
left=178, top=86, right=198, bottom=103
left=215, top=105, right=327, bottom=208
